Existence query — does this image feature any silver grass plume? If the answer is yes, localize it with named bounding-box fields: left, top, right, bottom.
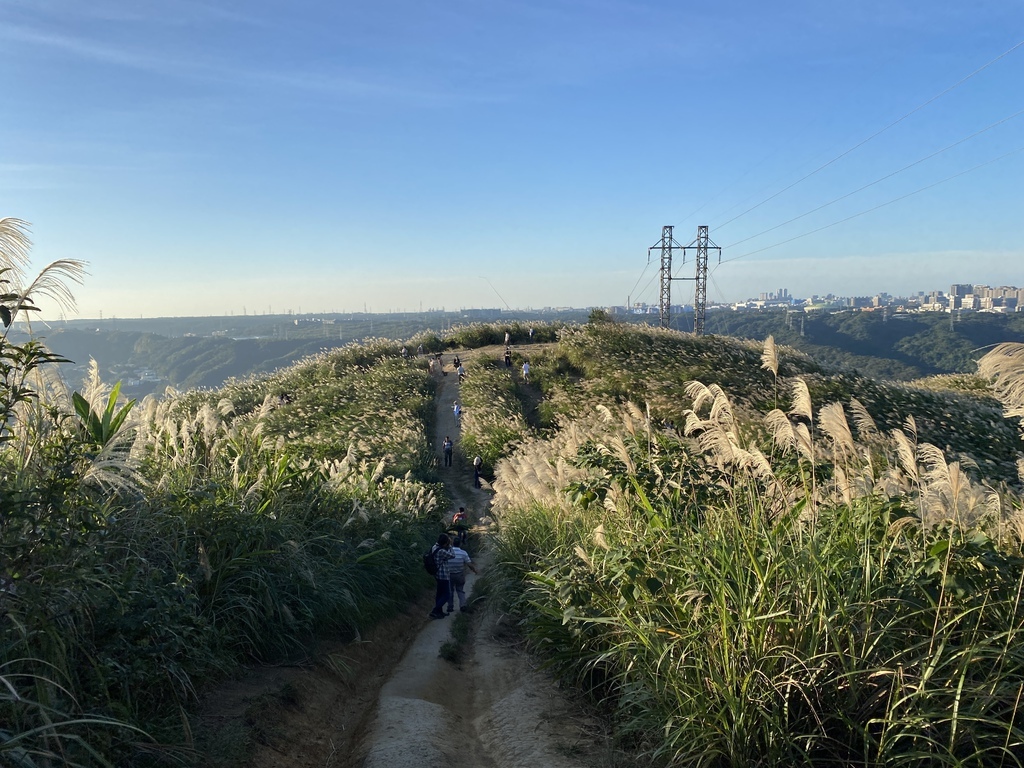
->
left=0, top=218, right=32, bottom=278
left=740, top=445, right=775, bottom=481
left=834, top=466, right=854, bottom=506
left=903, top=414, right=918, bottom=442
left=765, top=409, right=795, bottom=451
left=789, top=379, right=812, bottom=422
left=977, top=342, right=1024, bottom=419
left=891, top=428, right=919, bottom=484
left=696, top=423, right=740, bottom=466
left=847, top=397, right=879, bottom=441
left=10, top=259, right=87, bottom=323
left=761, top=334, right=779, bottom=377
left=793, top=422, right=813, bottom=460
left=708, top=389, right=734, bottom=426
left=685, top=381, right=728, bottom=415
left=818, top=402, right=855, bottom=457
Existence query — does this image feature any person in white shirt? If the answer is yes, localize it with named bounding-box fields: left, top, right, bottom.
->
left=521, top=360, right=530, bottom=384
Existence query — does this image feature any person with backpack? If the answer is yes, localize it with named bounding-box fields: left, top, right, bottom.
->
left=427, top=533, right=456, bottom=619
left=442, top=435, right=453, bottom=467
left=445, top=541, right=479, bottom=614
left=453, top=400, right=462, bottom=426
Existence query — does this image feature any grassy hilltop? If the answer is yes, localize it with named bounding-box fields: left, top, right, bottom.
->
left=459, top=321, right=1024, bottom=767
left=4, top=314, right=1024, bottom=766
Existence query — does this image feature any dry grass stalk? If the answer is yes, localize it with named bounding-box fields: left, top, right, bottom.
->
left=789, top=378, right=812, bottom=421
left=818, top=402, right=855, bottom=457
left=978, top=342, right=1024, bottom=419
left=760, top=334, right=778, bottom=377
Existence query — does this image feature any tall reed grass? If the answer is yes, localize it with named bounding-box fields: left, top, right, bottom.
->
left=1, top=336, right=444, bottom=764
left=490, top=328, right=1024, bottom=766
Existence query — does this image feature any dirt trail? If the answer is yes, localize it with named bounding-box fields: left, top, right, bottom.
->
left=356, top=351, right=606, bottom=768
left=214, top=349, right=616, bottom=768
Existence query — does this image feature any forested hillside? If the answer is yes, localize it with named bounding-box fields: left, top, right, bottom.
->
left=705, top=309, right=1024, bottom=380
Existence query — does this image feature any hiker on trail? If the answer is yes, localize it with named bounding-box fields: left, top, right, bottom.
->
left=401, top=346, right=408, bottom=358
left=529, top=327, right=534, bottom=340
left=453, top=354, right=461, bottom=369
left=442, top=436, right=453, bottom=467
left=417, top=344, right=424, bottom=356
left=445, top=541, right=478, bottom=614
left=429, top=533, right=456, bottom=619
left=453, top=401, right=462, bottom=425
left=451, top=506, right=468, bottom=547
left=504, top=330, right=511, bottom=346
left=457, top=362, right=466, bottom=382
left=473, top=455, right=482, bottom=488
left=503, top=348, right=512, bottom=368
left=521, top=360, right=530, bottom=384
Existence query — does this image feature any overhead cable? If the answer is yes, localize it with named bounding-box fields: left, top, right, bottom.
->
left=723, top=107, right=1024, bottom=250
left=720, top=145, right=1024, bottom=265
left=714, top=38, right=1024, bottom=233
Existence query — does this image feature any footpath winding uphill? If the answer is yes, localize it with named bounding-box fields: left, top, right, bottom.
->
left=221, top=350, right=615, bottom=768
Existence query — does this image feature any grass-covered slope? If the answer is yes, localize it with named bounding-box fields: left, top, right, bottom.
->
left=0, top=339, right=446, bottom=766
left=478, top=323, right=1024, bottom=766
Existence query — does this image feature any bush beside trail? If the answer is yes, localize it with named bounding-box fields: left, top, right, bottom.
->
left=1, top=340, right=444, bottom=766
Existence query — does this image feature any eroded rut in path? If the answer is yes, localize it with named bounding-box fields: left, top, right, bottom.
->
left=211, top=349, right=616, bottom=768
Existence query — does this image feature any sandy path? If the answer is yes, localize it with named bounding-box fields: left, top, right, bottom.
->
left=355, top=352, right=609, bottom=768
left=211, top=349, right=616, bottom=768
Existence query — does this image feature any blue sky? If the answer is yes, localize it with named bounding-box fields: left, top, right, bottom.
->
left=1, top=0, right=1021, bottom=318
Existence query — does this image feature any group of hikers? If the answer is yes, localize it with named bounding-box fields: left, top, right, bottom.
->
left=441, top=427, right=482, bottom=487
left=428, top=507, right=479, bottom=619
left=427, top=334, right=544, bottom=619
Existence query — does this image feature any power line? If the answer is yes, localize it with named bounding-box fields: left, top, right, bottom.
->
left=714, top=38, right=1024, bottom=233
left=722, top=107, right=1024, bottom=250
left=720, top=145, right=1024, bottom=265
left=626, top=257, right=653, bottom=307
left=700, top=51, right=907, bottom=233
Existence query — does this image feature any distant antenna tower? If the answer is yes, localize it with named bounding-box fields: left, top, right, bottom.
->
left=649, top=226, right=685, bottom=328
left=679, top=226, right=721, bottom=336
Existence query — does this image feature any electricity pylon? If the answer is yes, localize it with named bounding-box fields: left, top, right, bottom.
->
left=680, top=226, right=721, bottom=336
left=649, top=225, right=684, bottom=328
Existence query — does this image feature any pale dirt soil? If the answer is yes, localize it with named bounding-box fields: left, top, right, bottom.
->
left=197, top=347, right=623, bottom=768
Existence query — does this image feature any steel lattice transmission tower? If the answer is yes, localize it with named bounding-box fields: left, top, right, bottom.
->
left=648, top=225, right=721, bottom=335
left=649, top=225, right=684, bottom=328
left=681, top=226, right=721, bottom=336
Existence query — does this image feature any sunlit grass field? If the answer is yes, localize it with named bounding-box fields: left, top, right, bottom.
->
left=485, top=323, right=1024, bottom=766
left=4, top=311, right=1024, bottom=766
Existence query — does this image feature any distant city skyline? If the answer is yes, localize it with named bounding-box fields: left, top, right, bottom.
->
left=45, top=280, right=1023, bottom=322
left=2, top=2, right=1021, bottom=319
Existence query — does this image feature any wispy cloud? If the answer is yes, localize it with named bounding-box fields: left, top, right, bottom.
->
left=0, top=22, right=494, bottom=107
left=3, top=0, right=269, bottom=28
